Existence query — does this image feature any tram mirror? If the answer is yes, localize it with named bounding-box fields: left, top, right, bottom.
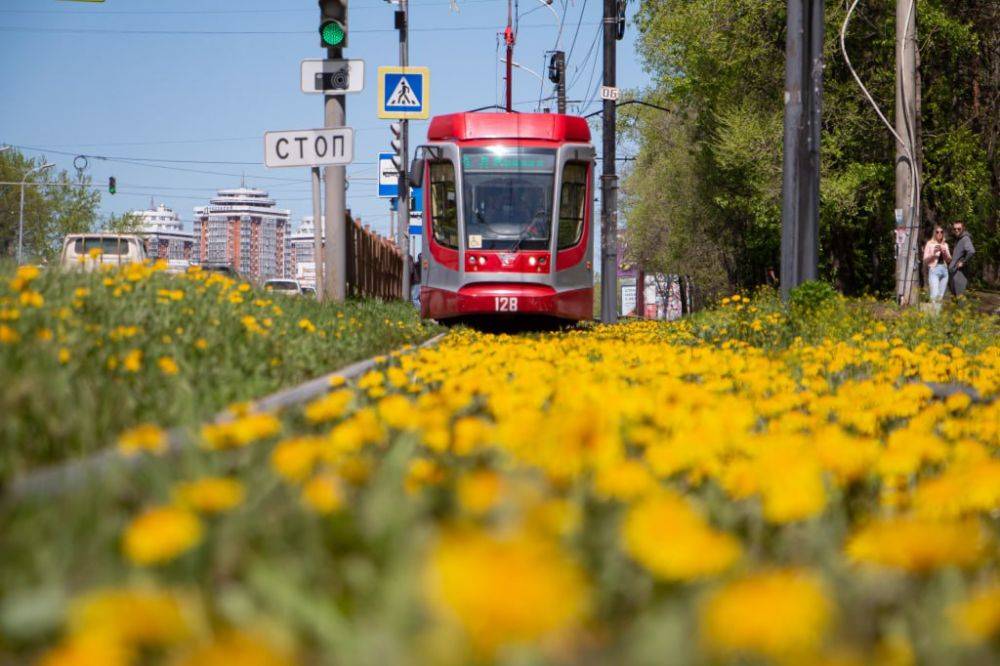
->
left=409, top=158, right=426, bottom=186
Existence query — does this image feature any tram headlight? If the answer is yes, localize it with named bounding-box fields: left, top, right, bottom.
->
left=528, top=256, right=537, bottom=267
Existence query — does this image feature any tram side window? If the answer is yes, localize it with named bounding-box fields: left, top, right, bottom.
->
left=558, top=162, right=588, bottom=250
left=430, top=161, right=459, bottom=249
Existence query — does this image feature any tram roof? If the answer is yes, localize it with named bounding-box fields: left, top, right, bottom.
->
left=427, top=112, right=591, bottom=144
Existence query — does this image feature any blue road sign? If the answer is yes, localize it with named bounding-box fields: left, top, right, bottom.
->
left=409, top=225, right=422, bottom=235
left=377, top=66, right=430, bottom=119
left=378, top=152, right=398, bottom=198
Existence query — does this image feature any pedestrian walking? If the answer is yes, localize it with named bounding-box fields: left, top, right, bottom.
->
left=948, top=221, right=975, bottom=297
left=922, top=225, right=951, bottom=303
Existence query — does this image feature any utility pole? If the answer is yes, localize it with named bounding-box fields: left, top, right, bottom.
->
left=549, top=50, right=566, bottom=114
left=311, top=166, right=324, bottom=299
left=395, top=0, right=412, bottom=301
left=17, top=162, right=54, bottom=265
left=321, top=0, right=348, bottom=301
left=895, top=0, right=920, bottom=305
left=504, top=0, right=515, bottom=112
left=600, top=0, right=619, bottom=323
left=780, top=0, right=823, bottom=300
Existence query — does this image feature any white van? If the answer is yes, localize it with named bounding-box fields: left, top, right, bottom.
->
left=60, top=234, right=147, bottom=270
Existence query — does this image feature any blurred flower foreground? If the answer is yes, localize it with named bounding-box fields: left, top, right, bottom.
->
left=2, top=280, right=999, bottom=665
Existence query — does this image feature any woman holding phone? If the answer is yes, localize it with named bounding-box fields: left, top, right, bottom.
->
left=922, top=225, right=951, bottom=303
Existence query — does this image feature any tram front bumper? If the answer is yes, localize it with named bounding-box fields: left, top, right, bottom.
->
left=420, top=284, right=593, bottom=321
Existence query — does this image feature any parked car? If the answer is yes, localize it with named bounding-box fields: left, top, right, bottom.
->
left=60, top=234, right=147, bottom=270
left=199, top=263, right=239, bottom=278
left=301, top=286, right=317, bottom=298
left=263, top=279, right=303, bottom=296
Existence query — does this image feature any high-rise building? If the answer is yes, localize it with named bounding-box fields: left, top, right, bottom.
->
left=131, top=203, right=194, bottom=266
left=192, top=187, right=290, bottom=281
left=288, top=216, right=325, bottom=288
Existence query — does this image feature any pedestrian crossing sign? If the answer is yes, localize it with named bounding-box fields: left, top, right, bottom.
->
left=378, top=66, right=430, bottom=119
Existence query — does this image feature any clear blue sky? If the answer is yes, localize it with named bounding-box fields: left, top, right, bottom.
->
left=0, top=0, right=646, bottom=239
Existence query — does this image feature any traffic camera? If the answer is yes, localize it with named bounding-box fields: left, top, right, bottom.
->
left=319, top=0, right=348, bottom=48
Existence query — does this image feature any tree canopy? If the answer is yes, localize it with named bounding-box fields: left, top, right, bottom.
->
left=0, top=148, right=101, bottom=263
left=623, top=0, right=998, bottom=296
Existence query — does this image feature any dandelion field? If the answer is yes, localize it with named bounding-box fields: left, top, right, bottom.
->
left=2, top=289, right=999, bottom=664
left=0, top=262, right=436, bottom=479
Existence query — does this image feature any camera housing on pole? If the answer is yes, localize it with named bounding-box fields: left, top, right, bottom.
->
left=301, top=59, right=365, bottom=94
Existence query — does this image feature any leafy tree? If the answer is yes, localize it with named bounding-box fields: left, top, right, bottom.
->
left=105, top=211, right=144, bottom=235
left=624, top=0, right=998, bottom=295
left=0, top=149, right=100, bottom=262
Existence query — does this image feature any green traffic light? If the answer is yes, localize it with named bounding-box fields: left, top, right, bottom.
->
left=320, top=20, right=345, bottom=47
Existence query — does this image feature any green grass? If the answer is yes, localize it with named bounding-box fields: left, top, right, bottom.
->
left=0, top=261, right=440, bottom=480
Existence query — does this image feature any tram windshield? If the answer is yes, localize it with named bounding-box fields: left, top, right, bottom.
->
left=461, top=147, right=555, bottom=251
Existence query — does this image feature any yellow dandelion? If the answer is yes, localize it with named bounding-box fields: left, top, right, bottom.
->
left=949, top=583, right=1000, bottom=643
left=301, top=473, right=344, bottom=514
left=122, top=505, right=203, bottom=566
left=174, top=630, right=292, bottom=666
left=405, top=457, right=446, bottom=494
left=700, top=568, right=833, bottom=660
left=117, top=423, right=168, bottom=457
left=846, top=516, right=989, bottom=572
left=8, top=264, right=40, bottom=291
left=303, top=389, right=352, bottom=424
left=0, top=324, right=20, bottom=344
left=270, top=436, right=324, bottom=482
left=38, top=633, right=131, bottom=666
left=67, top=586, right=191, bottom=647
left=456, top=470, right=504, bottom=516
left=122, top=348, right=142, bottom=373
left=200, top=413, right=281, bottom=450
left=424, top=528, right=590, bottom=655
left=173, top=477, right=246, bottom=514
left=622, top=491, right=741, bottom=581
left=157, top=356, right=180, bottom=375
left=297, top=318, right=316, bottom=333
left=19, top=290, right=44, bottom=308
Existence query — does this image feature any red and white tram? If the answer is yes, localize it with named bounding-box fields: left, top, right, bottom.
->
left=411, top=112, right=595, bottom=322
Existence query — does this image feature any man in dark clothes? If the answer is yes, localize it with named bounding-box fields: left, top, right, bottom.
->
left=948, top=221, right=975, bottom=297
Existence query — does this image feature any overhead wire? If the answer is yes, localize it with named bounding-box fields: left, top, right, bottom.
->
left=0, top=22, right=597, bottom=36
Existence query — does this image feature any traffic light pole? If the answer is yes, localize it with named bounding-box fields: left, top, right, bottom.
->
left=320, top=0, right=347, bottom=301
left=396, top=0, right=411, bottom=301
left=600, top=0, right=618, bottom=323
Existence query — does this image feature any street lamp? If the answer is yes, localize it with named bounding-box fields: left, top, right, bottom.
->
left=18, top=162, right=54, bottom=264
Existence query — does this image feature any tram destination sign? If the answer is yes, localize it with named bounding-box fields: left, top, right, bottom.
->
left=264, top=128, right=355, bottom=168
left=461, top=151, right=555, bottom=172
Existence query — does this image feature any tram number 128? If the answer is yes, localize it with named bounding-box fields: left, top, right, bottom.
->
left=495, top=296, right=519, bottom=312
